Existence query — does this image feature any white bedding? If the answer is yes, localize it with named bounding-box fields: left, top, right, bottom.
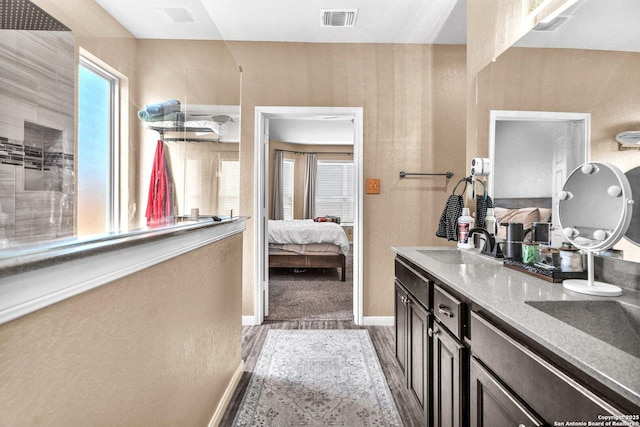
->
left=268, top=220, right=350, bottom=255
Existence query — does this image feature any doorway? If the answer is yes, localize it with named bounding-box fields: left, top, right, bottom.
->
left=254, top=106, right=364, bottom=325
left=489, top=110, right=590, bottom=246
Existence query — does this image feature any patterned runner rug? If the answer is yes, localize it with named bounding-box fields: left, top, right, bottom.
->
left=232, top=329, right=403, bottom=426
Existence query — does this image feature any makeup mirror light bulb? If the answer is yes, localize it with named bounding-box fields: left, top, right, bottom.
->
left=558, top=190, right=573, bottom=200
left=580, top=163, right=598, bottom=174
left=563, top=227, right=578, bottom=238
left=607, top=185, right=622, bottom=197
left=593, top=229, right=607, bottom=241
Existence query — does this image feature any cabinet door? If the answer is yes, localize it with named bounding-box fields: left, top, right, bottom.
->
left=470, top=358, right=544, bottom=427
left=432, top=322, right=466, bottom=427
left=394, top=281, right=409, bottom=376
left=408, top=298, right=431, bottom=424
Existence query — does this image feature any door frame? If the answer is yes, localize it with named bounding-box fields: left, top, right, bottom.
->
left=254, top=106, right=364, bottom=325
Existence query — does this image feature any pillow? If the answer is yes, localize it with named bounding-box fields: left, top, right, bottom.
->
left=494, top=207, right=540, bottom=240
left=538, top=208, right=552, bottom=224
left=313, top=215, right=341, bottom=224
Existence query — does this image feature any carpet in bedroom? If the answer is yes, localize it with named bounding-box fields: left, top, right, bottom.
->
left=267, top=248, right=352, bottom=321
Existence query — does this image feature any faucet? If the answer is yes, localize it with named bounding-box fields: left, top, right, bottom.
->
left=469, top=228, right=503, bottom=258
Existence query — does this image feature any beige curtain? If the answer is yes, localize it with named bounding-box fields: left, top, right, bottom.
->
left=303, top=153, right=317, bottom=219
left=271, top=150, right=284, bottom=220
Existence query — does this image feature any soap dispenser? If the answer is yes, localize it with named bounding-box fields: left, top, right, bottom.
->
left=457, top=208, right=475, bottom=249
left=485, top=208, right=496, bottom=236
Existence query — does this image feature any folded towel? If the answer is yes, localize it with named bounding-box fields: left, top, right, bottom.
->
left=137, top=111, right=185, bottom=123
left=142, top=99, right=181, bottom=118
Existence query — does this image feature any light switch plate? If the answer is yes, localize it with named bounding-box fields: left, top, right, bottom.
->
left=366, top=178, right=380, bottom=194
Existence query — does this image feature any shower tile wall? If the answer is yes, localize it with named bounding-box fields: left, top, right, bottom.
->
left=0, top=30, right=75, bottom=243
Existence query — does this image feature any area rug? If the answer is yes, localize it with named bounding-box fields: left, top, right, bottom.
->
left=232, top=329, right=403, bottom=427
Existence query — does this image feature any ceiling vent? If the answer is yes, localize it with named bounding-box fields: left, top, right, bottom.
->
left=154, top=7, right=196, bottom=24
left=321, top=9, right=358, bottom=28
left=0, top=0, right=70, bottom=31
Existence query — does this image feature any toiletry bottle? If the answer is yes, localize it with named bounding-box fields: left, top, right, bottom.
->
left=457, top=208, right=475, bottom=249
left=485, top=208, right=496, bottom=236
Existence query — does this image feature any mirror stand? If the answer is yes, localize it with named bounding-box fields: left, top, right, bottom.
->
left=563, top=251, right=622, bottom=296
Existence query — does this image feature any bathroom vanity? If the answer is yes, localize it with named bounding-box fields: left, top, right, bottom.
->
left=393, top=247, right=640, bottom=427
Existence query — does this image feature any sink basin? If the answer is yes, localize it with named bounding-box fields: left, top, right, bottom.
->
left=416, top=249, right=498, bottom=265
left=525, top=300, right=640, bottom=358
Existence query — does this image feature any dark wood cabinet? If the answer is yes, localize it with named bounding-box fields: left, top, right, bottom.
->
left=394, top=254, right=633, bottom=427
left=470, top=357, right=543, bottom=427
left=408, top=297, right=430, bottom=416
left=395, top=280, right=431, bottom=425
left=470, top=312, right=629, bottom=424
left=431, top=322, right=466, bottom=427
left=395, top=281, right=409, bottom=376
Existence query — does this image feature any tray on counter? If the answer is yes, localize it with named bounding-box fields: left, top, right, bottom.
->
left=503, top=259, right=587, bottom=283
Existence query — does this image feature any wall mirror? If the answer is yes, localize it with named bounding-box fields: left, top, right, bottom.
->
left=478, top=0, right=640, bottom=263
left=0, top=1, right=241, bottom=258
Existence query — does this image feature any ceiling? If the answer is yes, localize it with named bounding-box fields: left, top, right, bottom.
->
left=515, top=0, right=640, bottom=53
left=92, top=0, right=467, bottom=44
left=91, top=0, right=640, bottom=144
left=90, top=0, right=466, bottom=145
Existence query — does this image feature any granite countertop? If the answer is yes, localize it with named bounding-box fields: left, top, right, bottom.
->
left=392, top=246, right=640, bottom=410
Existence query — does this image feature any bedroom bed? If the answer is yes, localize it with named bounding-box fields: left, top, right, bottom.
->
left=493, top=197, right=553, bottom=241
left=268, top=220, right=350, bottom=281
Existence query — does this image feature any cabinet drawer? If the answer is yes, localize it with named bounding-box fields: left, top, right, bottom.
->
left=433, top=285, right=464, bottom=339
left=471, top=312, right=626, bottom=423
left=395, top=259, right=430, bottom=308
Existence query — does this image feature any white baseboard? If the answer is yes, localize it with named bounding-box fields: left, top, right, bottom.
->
left=242, top=315, right=256, bottom=326
left=208, top=360, right=245, bottom=427
left=362, top=316, right=394, bottom=326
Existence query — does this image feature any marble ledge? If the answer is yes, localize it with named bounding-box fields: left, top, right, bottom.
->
left=0, top=217, right=248, bottom=279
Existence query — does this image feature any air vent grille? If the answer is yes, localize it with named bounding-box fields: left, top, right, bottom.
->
left=533, top=16, right=570, bottom=32
left=0, top=0, right=70, bottom=31
left=154, top=7, right=196, bottom=24
left=321, top=9, right=358, bottom=27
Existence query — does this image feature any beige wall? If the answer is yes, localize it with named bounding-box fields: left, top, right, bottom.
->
left=230, top=42, right=467, bottom=317
left=0, top=233, right=243, bottom=426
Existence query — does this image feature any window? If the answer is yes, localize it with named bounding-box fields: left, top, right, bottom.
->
left=282, top=159, right=295, bottom=220
left=77, top=57, right=119, bottom=235
left=218, top=160, right=240, bottom=217
left=315, top=160, right=354, bottom=223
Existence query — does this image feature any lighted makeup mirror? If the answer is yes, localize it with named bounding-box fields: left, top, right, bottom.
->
left=558, top=162, right=634, bottom=296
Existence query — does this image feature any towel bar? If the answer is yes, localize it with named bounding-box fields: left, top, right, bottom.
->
left=399, top=171, right=454, bottom=179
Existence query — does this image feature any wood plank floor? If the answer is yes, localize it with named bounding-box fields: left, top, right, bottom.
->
left=218, top=320, right=424, bottom=426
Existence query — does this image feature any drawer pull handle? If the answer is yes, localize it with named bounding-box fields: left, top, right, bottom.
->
left=438, top=304, right=454, bottom=318
left=428, top=326, right=440, bottom=337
